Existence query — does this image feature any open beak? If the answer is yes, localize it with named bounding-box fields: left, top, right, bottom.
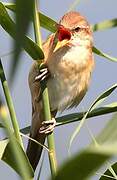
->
left=54, top=24, right=71, bottom=52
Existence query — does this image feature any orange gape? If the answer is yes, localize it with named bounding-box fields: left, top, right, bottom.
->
left=26, top=11, right=94, bottom=171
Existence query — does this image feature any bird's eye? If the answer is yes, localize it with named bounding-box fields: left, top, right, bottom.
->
left=74, top=27, right=80, bottom=32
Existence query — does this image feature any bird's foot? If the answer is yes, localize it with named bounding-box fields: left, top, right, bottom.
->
left=39, top=118, right=56, bottom=134
left=35, top=67, right=50, bottom=82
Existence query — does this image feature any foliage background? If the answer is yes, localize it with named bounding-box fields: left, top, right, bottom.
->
left=0, top=0, right=117, bottom=179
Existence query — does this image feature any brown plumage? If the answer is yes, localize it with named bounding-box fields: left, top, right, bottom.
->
left=26, top=11, right=94, bottom=171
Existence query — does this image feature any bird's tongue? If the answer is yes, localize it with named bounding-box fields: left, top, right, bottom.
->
left=58, top=26, right=71, bottom=41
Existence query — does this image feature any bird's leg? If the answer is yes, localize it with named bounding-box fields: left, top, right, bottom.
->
left=35, top=64, right=56, bottom=134
left=39, top=118, right=56, bottom=134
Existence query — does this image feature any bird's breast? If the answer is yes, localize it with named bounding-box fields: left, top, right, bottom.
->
left=47, top=45, right=94, bottom=111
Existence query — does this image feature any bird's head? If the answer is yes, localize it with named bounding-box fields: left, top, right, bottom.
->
left=54, top=11, right=93, bottom=51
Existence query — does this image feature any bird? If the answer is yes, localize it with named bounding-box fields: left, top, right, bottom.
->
left=26, top=11, right=94, bottom=171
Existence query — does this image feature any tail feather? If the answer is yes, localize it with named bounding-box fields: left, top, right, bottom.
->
left=26, top=132, right=46, bottom=171
left=26, top=100, right=45, bottom=171
left=26, top=108, right=57, bottom=171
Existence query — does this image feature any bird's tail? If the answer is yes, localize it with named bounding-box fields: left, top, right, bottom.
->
left=26, top=103, right=46, bottom=171
left=26, top=130, right=46, bottom=171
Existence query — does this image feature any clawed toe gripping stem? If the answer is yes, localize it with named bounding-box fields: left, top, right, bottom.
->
left=39, top=118, right=56, bottom=134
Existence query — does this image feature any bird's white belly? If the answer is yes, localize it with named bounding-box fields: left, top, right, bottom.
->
left=47, top=75, right=77, bottom=111
left=47, top=45, right=90, bottom=111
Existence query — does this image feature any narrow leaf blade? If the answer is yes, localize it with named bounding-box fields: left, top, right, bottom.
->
left=39, top=12, right=57, bottom=32
left=5, top=3, right=57, bottom=33
left=93, top=46, right=117, bottom=63
left=54, top=151, right=109, bottom=180
left=0, top=105, right=34, bottom=178
left=92, top=18, right=117, bottom=32
left=0, top=139, right=9, bottom=159
left=69, top=84, right=117, bottom=150
left=56, top=102, right=117, bottom=126
left=19, top=102, right=117, bottom=136
left=0, top=2, right=44, bottom=60
left=10, top=0, right=34, bottom=82
left=2, top=139, right=34, bottom=178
